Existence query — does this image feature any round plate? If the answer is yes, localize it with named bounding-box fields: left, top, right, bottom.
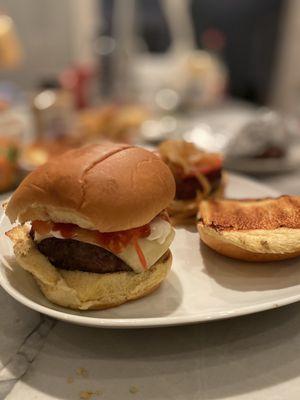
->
left=1, top=174, right=300, bottom=328
left=224, top=145, right=300, bottom=175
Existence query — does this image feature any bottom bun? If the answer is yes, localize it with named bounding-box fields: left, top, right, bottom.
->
left=199, top=226, right=300, bottom=262
left=7, top=225, right=172, bottom=310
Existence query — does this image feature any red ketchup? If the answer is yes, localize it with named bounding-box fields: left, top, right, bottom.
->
left=52, top=223, right=77, bottom=238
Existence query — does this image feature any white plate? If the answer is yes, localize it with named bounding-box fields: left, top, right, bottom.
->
left=224, top=145, right=300, bottom=175
left=181, top=105, right=300, bottom=175
left=1, top=174, right=300, bottom=328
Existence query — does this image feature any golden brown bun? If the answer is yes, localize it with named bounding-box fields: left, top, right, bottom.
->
left=168, top=175, right=225, bottom=226
left=199, top=226, right=300, bottom=261
left=198, top=196, right=300, bottom=262
left=6, top=143, right=175, bottom=232
left=199, top=195, right=300, bottom=231
left=7, top=225, right=172, bottom=310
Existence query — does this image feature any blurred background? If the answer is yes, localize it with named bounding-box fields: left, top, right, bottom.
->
left=0, top=0, right=300, bottom=193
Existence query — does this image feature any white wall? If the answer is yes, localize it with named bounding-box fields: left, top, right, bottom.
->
left=0, top=0, right=98, bottom=89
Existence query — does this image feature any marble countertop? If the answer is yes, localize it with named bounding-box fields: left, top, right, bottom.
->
left=2, top=293, right=300, bottom=400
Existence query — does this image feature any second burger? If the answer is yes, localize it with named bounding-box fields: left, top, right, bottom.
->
left=158, top=140, right=225, bottom=225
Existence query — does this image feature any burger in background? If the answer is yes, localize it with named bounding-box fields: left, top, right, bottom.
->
left=77, top=104, right=149, bottom=143
left=19, top=137, right=82, bottom=173
left=158, top=140, right=225, bottom=225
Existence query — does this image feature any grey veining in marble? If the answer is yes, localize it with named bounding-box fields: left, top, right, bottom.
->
left=0, top=305, right=55, bottom=400
left=5, top=302, right=300, bottom=400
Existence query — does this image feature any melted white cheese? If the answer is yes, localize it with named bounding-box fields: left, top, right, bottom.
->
left=148, top=218, right=171, bottom=244
left=34, top=230, right=64, bottom=242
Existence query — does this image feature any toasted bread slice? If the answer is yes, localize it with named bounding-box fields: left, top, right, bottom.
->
left=198, top=195, right=300, bottom=261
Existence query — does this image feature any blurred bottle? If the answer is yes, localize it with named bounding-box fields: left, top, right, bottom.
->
left=32, top=80, right=75, bottom=139
left=60, top=64, right=95, bottom=110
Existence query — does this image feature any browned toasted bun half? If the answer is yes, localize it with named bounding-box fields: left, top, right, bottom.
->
left=198, top=196, right=300, bottom=262
left=7, top=225, right=172, bottom=310
left=199, top=228, right=300, bottom=262
left=6, top=143, right=175, bottom=232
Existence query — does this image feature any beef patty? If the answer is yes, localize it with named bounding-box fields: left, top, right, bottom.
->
left=175, top=169, right=222, bottom=200
left=37, top=238, right=132, bottom=273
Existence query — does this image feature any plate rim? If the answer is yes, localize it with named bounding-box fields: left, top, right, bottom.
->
left=2, top=173, right=298, bottom=329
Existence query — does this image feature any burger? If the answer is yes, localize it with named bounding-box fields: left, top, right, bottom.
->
left=158, top=140, right=225, bottom=225
left=5, top=143, right=175, bottom=310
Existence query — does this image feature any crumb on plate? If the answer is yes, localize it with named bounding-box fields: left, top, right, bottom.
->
left=129, top=385, right=139, bottom=394
left=76, top=367, right=89, bottom=378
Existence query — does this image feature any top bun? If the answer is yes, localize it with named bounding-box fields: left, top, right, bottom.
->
left=6, top=143, right=175, bottom=232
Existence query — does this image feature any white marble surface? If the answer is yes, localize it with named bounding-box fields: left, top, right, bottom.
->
left=2, top=302, right=300, bottom=400
left=0, top=285, right=55, bottom=399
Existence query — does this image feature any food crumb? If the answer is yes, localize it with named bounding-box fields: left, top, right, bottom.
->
left=79, top=390, right=102, bottom=399
left=129, top=385, right=139, bottom=394
left=76, top=367, right=89, bottom=378
left=79, top=391, right=93, bottom=400
left=67, top=376, right=74, bottom=384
